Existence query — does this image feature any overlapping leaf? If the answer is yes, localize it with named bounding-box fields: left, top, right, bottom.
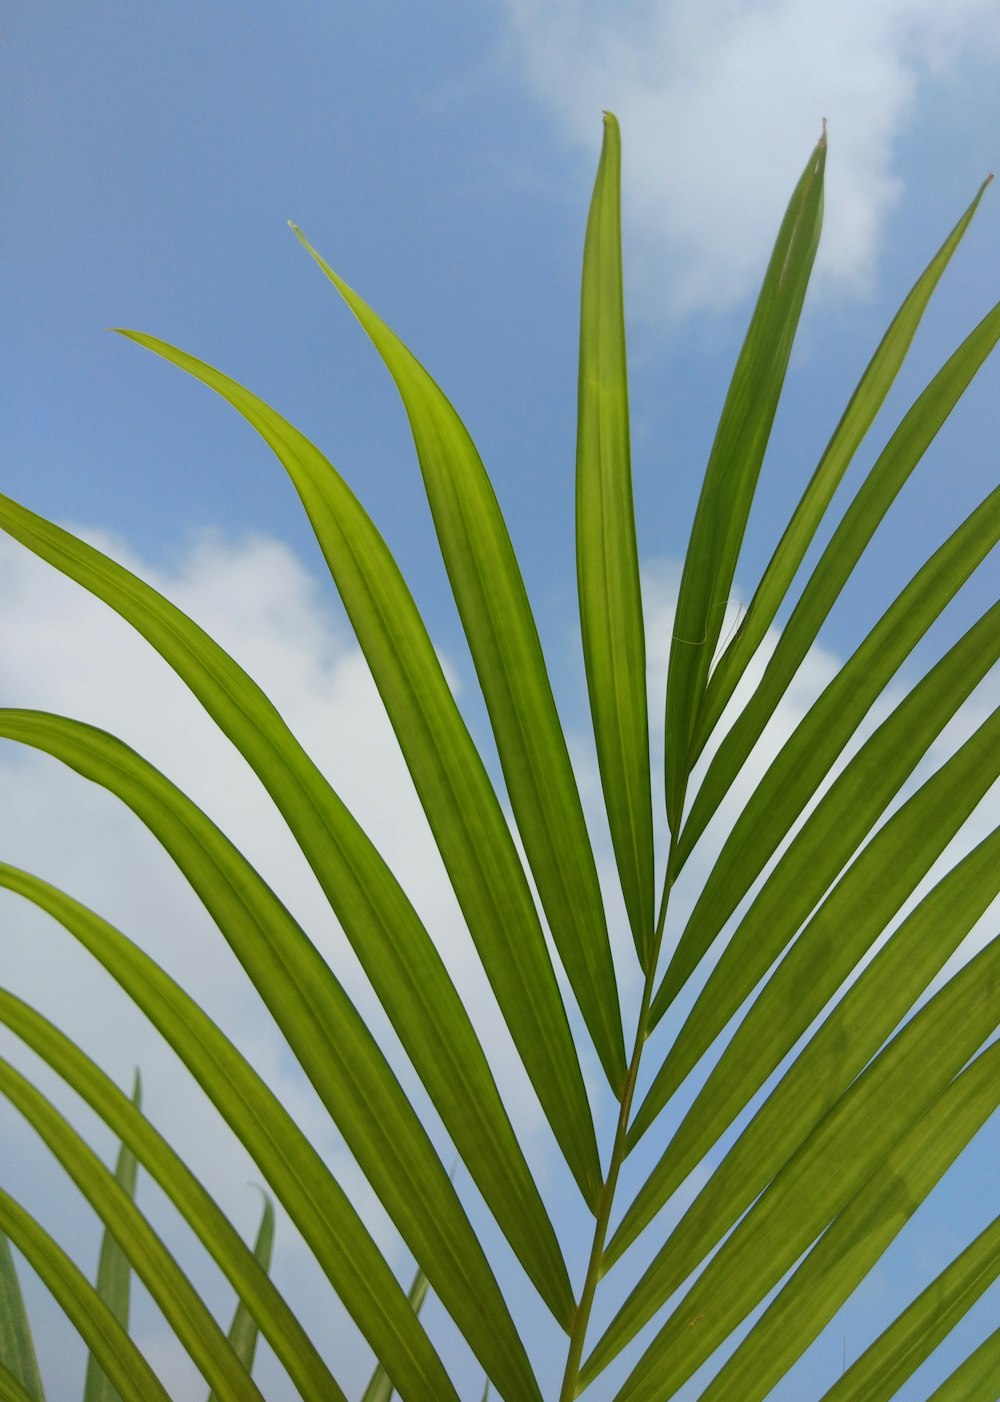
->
left=678, top=301, right=1000, bottom=868
left=289, top=224, right=624, bottom=1112
left=0, top=864, right=411, bottom=1400
left=84, top=1070, right=141, bottom=1402
left=663, top=129, right=825, bottom=832
left=0, top=773, right=527, bottom=1402
left=693, top=175, right=993, bottom=753
left=584, top=932, right=1000, bottom=1390
left=0, top=490, right=575, bottom=1312
left=0, top=1192, right=171, bottom=1402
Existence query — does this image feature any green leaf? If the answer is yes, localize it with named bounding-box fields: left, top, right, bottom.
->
left=290, top=222, right=621, bottom=1134
left=608, top=818, right=1000, bottom=1267
left=83, top=1070, right=141, bottom=1402
left=206, top=1195, right=274, bottom=1402
left=694, top=175, right=993, bottom=754
left=0, top=1194, right=167, bottom=1402
left=633, top=692, right=1000, bottom=1149
left=0, top=1363, right=38, bottom=1402
left=584, top=931, right=1000, bottom=1392
left=0, top=1058, right=267, bottom=1402
left=926, top=1326, right=1000, bottom=1401
left=0, top=1234, right=44, bottom=1400
left=664, top=130, right=825, bottom=832
left=0, top=862, right=451, bottom=1402
left=698, top=1041, right=1000, bottom=1400
left=361, top=1263, right=429, bottom=1402
left=680, top=299, right=1000, bottom=860
left=0, top=981, right=345, bottom=1402
left=0, top=987, right=343, bottom=1402
left=0, top=489, right=574, bottom=1320
left=819, top=1213, right=1000, bottom=1401
left=0, top=715, right=537, bottom=1401
left=576, top=110, right=654, bottom=964
left=652, top=596, right=1000, bottom=1025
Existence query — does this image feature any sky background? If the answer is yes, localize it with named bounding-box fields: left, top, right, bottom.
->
left=2, top=2, right=1000, bottom=1398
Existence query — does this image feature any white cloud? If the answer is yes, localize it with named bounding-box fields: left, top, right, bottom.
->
left=499, top=0, right=1000, bottom=315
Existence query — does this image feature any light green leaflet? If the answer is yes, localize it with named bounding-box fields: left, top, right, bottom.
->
left=0, top=1364, right=37, bottom=1402
left=584, top=931, right=1000, bottom=1388
left=288, top=223, right=626, bottom=1103
left=925, top=1327, right=1000, bottom=1402
left=83, top=1070, right=141, bottom=1402
left=0, top=1192, right=171, bottom=1402
left=0, top=976, right=342, bottom=1399
left=608, top=822, right=1000, bottom=1267
left=0, top=488, right=574, bottom=1317
left=698, top=1041, right=1000, bottom=1399
left=820, top=1213, right=1000, bottom=1401
left=0, top=864, right=447, bottom=1402
left=636, top=683, right=1000, bottom=1148
left=207, top=1195, right=275, bottom=1402
left=693, top=174, right=992, bottom=752
left=652, top=596, right=1000, bottom=1026
left=361, top=1264, right=429, bottom=1402
left=664, top=129, right=825, bottom=833
left=0, top=1058, right=267, bottom=1401
left=677, top=299, right=1000, bottom=869
left=576, top=112, right=654, bottom=965
left=0, top=710, right=537, bottom=1402
left=0, top=1234, right=43, bottom=1400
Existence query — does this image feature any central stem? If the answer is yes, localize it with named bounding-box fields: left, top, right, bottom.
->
left=557, top=852, right=676, bottom=1401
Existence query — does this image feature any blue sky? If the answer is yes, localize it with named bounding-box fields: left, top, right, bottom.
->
left=2, top=2, right=999, bottom=1398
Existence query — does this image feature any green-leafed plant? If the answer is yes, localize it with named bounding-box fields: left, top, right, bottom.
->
left=0, top=115, right=998, bottom=1399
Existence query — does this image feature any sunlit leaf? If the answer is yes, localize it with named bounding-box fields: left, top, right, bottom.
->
left=664, top=130, right=825, bottom=831
left=820, top=1213, right=1000, bottom=1401
left=0, top=489, right=573, bottom=1318
left=695, top=175, right=993, bottom=751
left=0, top=1191, right=171, bottom=1402
left=0, top=1234, right=44, bottom=1401
left=576, top=110, right=655, bottom=964
left=83, top=1070, right=141, bottom=1402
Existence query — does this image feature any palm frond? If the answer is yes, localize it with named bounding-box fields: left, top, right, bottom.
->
left=1, top=115, right=996, bottom=1401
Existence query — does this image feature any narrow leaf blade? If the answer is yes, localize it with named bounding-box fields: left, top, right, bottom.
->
left=0, top=1059, right=267, bottom=1402
left=361, top=1263, right=429, bottom=1402
left=609, top=820, right=1000, bottom=1267
left=926, top=1327, right=1000, bottom=1402
left=291, top=223, right=620, bottom=1144
left=653, top=598, right=1000, bottom=1025
left=697, top=175, right=993, bottom=750
left=0, top=487, right=572, bottom=1321
left=820, top=1213, right=1000, bottom=1402
left=206, top=1195, right=275, bottom=1402
left=698, top=1043, right=1000, bottom=1400
left=83, top=1070, right=142, bottom=1402
left=664, top=131, right=825, bottom=830
left=0, top=865, right=435, bottom=1401
left=680, top=299, right=1000, bottom=861
left=0, top=1191, right=172, bottom=1402
left=0, top=1234, right=44, bottom=1400
left=635, top=694, right=1000, bottom=1149
left=586, top=932, right=1000, bottom=1389
left=577, top=111, right=654, bottom=962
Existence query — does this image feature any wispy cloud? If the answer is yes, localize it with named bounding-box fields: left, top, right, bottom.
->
left=499, top=0, right=1000, bottom=315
